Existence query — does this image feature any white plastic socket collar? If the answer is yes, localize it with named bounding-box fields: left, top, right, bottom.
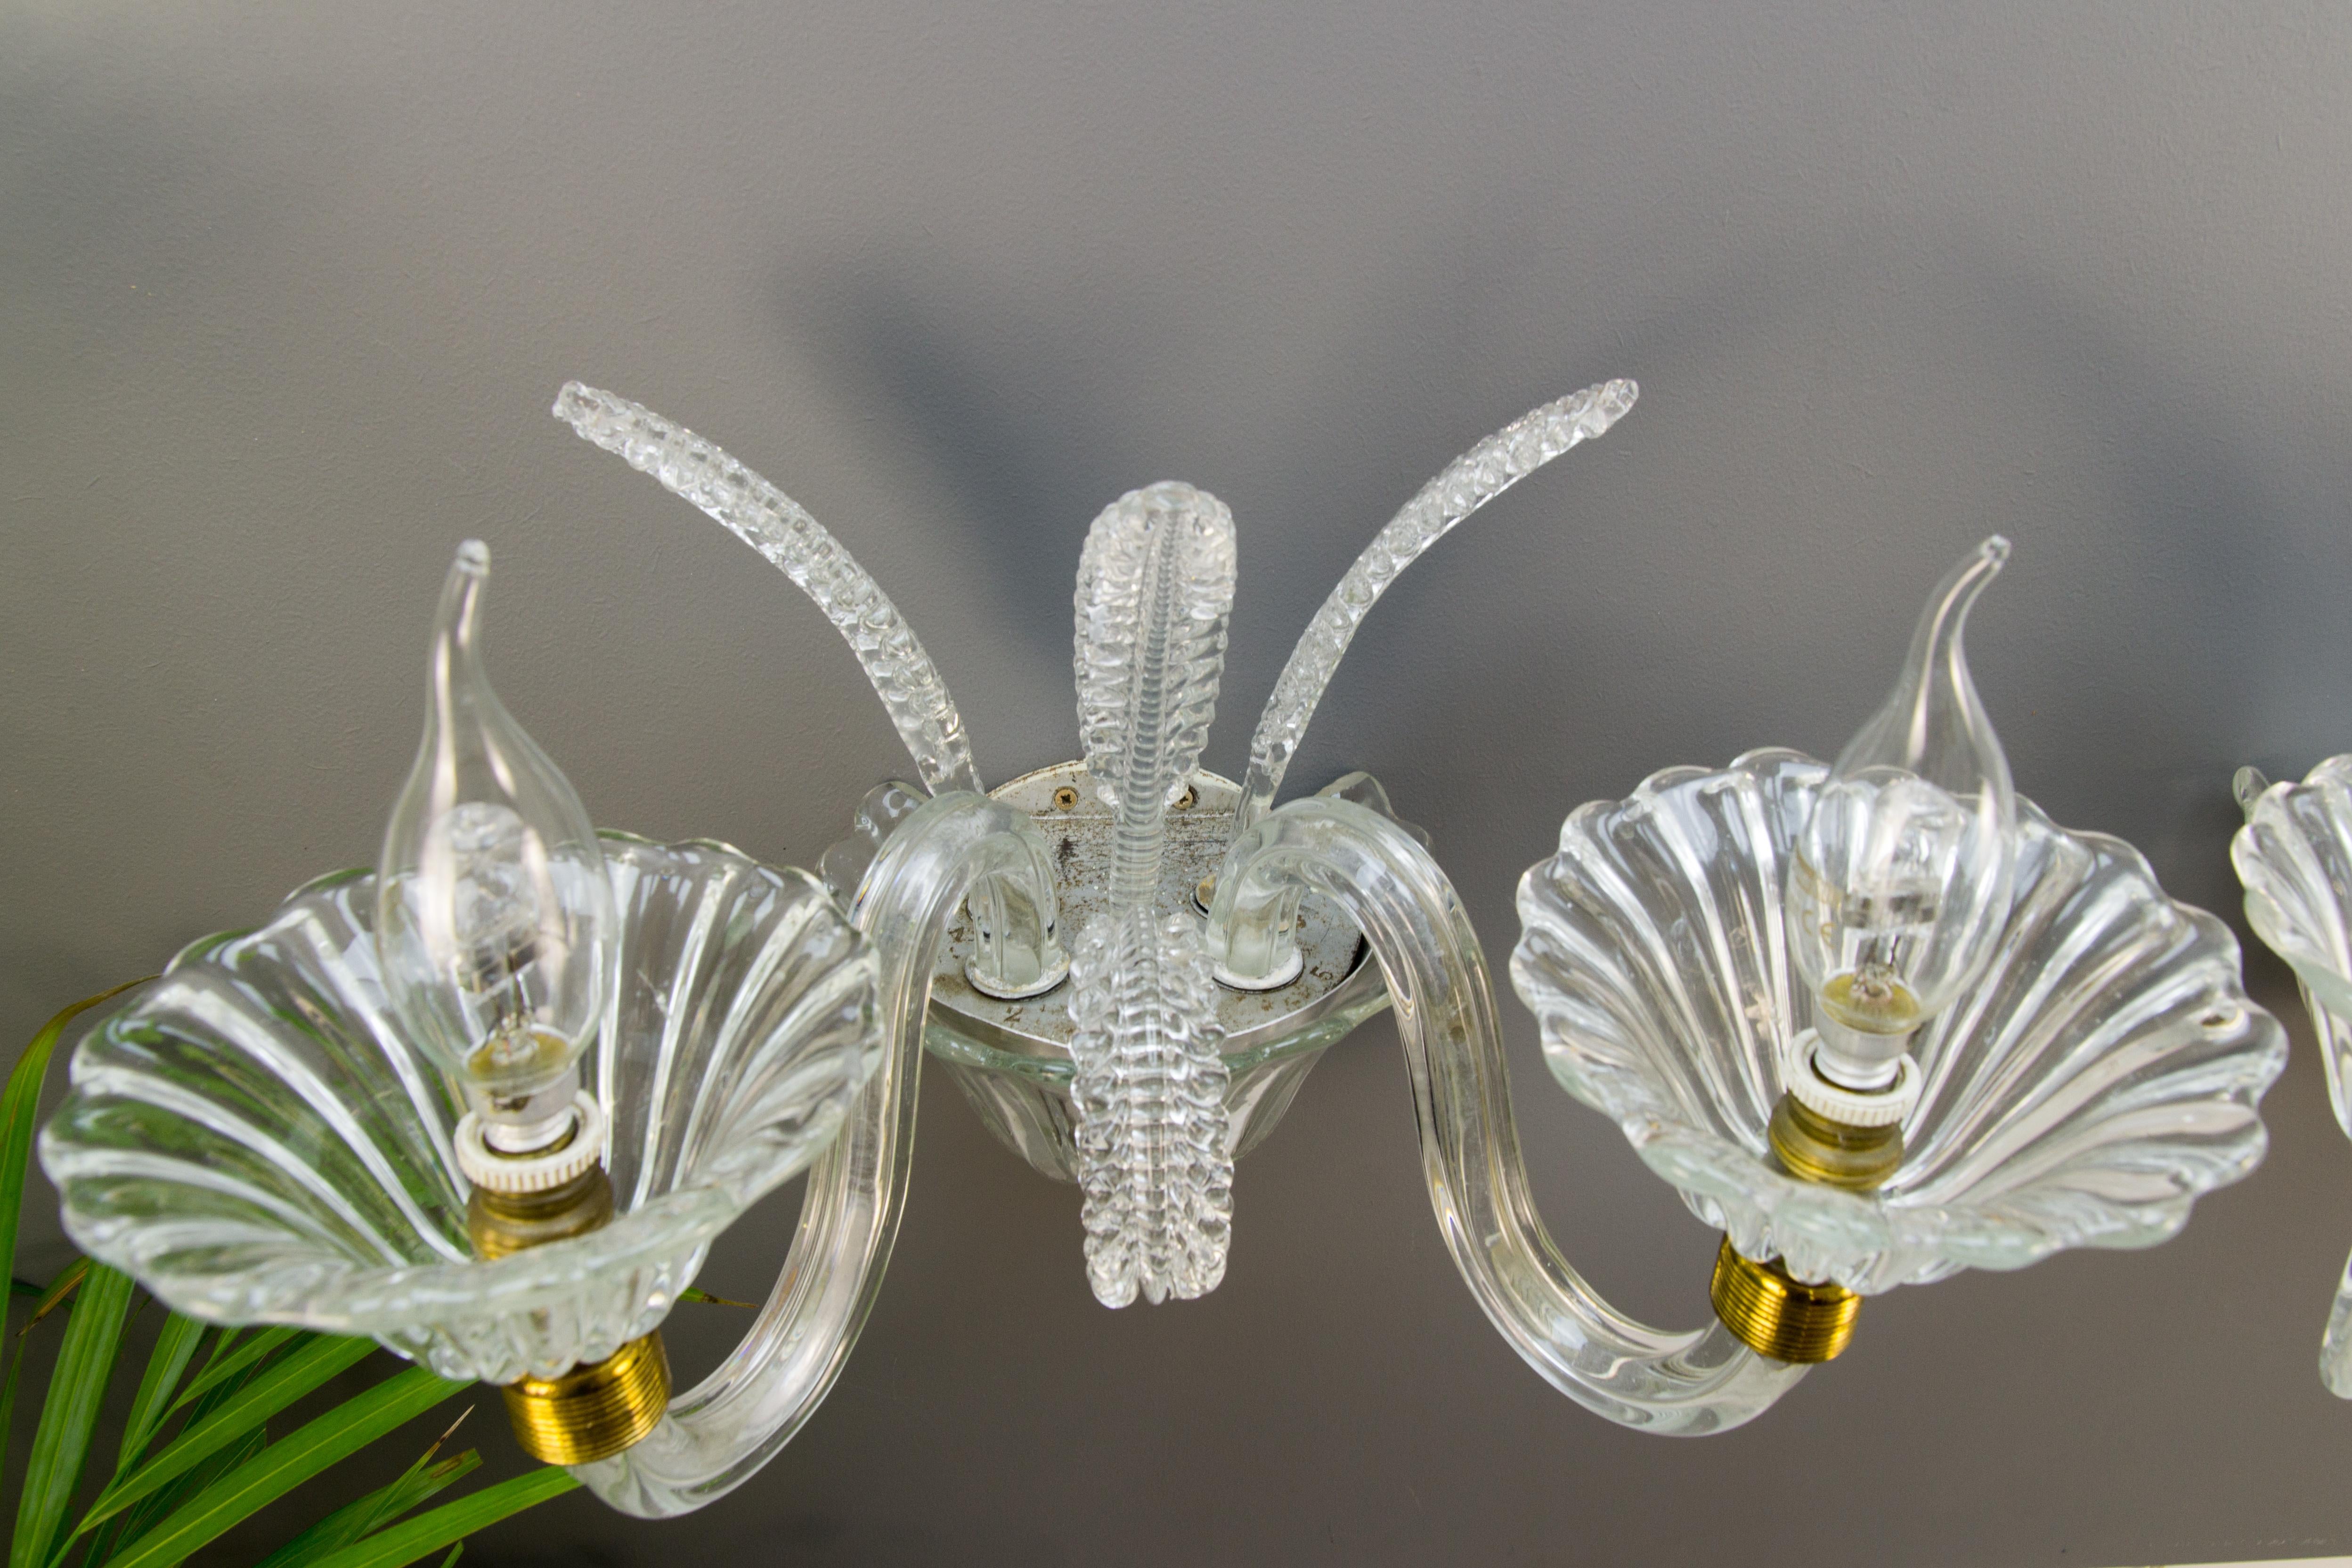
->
left=454, top=1091, right=607, bottom=1194
left=1783, top=1028, right=1921, bottom=1129
left=1212, top=945, right=1305, bottom=992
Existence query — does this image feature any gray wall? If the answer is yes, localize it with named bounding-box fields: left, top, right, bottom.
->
left=6, top=4, right=2350, bottom=1563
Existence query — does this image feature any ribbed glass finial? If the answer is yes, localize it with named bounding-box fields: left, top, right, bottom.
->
left=1067, top=482, right=1238, bottom=1308
left=1787, top=536, right=2017, bottom=1090
left=375, top=541, right=616, bottom=1152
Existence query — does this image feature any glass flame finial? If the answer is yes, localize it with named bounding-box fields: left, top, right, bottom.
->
left=375, top=540, right=617, bottom=1153
left=1787, top=536, right=2017, bottom=1090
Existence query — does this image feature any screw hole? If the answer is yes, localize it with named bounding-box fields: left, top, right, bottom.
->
left=2199, top=1007, right=2239, bottom=1033
left=1052, top=786, right=1079, bottom=810
left=1175, top=785, right=1196, bottom=810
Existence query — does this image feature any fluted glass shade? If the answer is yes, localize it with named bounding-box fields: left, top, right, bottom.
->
left=41, top=836, right=879, bottom=1386
left=1515, top=749, right=2283, bottom=1292
left=2231, top=756, right=2352, bottom=1395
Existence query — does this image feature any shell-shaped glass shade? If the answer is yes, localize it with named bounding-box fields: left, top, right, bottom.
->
left=2235, top=757, right=2352, bottom=1126
left=2231, top=756, right=2352, bottom=1395
left=1514, top=749, right=2283, bottom=1293
left=41, top=836, right=879, bottom=1386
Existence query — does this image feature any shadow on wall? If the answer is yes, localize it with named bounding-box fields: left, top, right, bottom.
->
left=767, top=225, right=2322, bottom=935
left=786, top=262, right=1159, bottom=677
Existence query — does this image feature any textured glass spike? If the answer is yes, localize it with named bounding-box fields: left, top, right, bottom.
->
left=375, top=541, right=615, bottom=1148
left=1066, top=482, right=1237, bottom=1306
left=554, top=383, right=983, bottom=797
left=1231, top=379, right=1636, bottom=837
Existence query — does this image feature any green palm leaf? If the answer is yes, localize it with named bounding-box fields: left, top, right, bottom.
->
left=97, top=1366, right=465, bottom=1568
left=73, top=1335, right=378, bottom=1536
left=300, top=1468, right=579, bottom=1568
left=1, top=983, right=576, bottom=1566
left=10, top=1265, right=133, bottom=1568
left=118, top=1317, right=206, bottom=1470
left=0, top=984, right=148, bottom=1307
left=254, top=1413, right=482, bottom=1568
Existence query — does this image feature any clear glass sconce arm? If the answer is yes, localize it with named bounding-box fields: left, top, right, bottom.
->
left=574, top=790, right=1061, bottom=1514
left=554, top=382, right=983, bottom=798
left=1206, top=794, right=1806, bottom=1433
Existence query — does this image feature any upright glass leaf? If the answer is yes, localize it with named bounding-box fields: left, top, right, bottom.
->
left=1066, top=483, right=1238, bottom=1306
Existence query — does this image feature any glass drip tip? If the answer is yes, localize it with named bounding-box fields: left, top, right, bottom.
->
left=1787, top=536, right=2017, bottom=1092
left=375, top=541, right=615, bottom=1154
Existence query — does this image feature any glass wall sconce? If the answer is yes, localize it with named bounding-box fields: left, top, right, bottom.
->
left=2232, top=757, right=2352, bottom=1395
left=30, top=384, right=2291, bottom=1519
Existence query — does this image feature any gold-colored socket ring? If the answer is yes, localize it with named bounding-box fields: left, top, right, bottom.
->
left=1709, top=1237, right=1859, bottom=1364
left=504, top=1331, right=672, bottom=1465
left=1767, top=1091, right=1904, bottom=1192
left=466, top=1165, right=613, bottom=1260
left=469, top=1152, right=668, bottom=1463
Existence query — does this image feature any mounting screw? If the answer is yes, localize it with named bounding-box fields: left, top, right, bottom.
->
left=1175, top=785, right=1196, bottom=810
left=1052, top=786, right=1079, bottom=810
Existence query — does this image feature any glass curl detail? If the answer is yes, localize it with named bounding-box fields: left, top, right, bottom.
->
left=554, top=383, right=982, bottom=797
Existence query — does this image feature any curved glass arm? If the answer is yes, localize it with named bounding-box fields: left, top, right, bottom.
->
left=2323, top=1251, right=2352, bottom=1399
left=555, top=383, right=983, bottom=798
left=1206, top=795, right=1806, bottom=1433
left=1232, top=380, right=1636, bottom=840
left=574, top=791, right=1060, bottom=1514
left=555, top=385, right=1062, bottom=994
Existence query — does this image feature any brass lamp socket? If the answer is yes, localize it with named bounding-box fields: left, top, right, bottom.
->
left=1767, top=1091, right=1903, bottom=1192
left=467, top=1152, right=668, bottom=1463
left=503, top=1331, right=672, bottom=1465
left=465, top=1165, right=614, bottom=1260
left=1709, top=1237, right=1859, bottom=1364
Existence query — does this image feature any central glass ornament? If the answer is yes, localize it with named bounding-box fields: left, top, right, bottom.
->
left=559, top=375, right=1636, bottom=1307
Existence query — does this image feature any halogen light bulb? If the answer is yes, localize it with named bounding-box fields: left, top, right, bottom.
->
left=1788, top=536, right=2017, bottom=1094
left=375, top=541, right=614, bottom=1155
